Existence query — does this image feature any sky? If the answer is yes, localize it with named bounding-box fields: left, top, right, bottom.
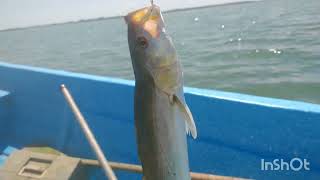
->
left=0, top=0, right=251, bottom=30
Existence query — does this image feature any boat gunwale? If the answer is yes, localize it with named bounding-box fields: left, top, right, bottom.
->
left=1, top=60, right=320, bottom=113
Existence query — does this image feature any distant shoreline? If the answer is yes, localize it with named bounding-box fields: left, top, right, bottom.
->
left=164, top=1, right=257, bottom=13
left=0, top=1, right=258, bottom=32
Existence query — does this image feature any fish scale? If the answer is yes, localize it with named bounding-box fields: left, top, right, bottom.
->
left=125, top=4, right=197, bottom=180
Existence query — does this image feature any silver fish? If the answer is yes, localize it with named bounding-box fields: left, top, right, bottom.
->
left=125, top=5, right=197, bottom=180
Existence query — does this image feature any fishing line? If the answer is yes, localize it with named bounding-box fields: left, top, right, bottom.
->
left=139, top=5, right=154, bottom=26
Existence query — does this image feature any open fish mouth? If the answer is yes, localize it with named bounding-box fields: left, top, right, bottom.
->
left=125, top=5, right=165, bottom=38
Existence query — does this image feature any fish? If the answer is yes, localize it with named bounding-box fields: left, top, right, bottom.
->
left=125, top=5, right=197, bottom=180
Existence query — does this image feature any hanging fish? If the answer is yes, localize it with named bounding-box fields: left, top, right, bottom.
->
left=125, top=4, right=197, bottom=180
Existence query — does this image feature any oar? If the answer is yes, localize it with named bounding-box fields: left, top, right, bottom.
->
left=80, top=159, right=250, bottom=180
left=61, top=84, right=117, bottom=180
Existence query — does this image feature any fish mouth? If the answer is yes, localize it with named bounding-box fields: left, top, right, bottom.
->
left=125, top=5, right=164, bottom=38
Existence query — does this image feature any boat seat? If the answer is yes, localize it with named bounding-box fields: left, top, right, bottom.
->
left=0, top=146, right=86, bottom=179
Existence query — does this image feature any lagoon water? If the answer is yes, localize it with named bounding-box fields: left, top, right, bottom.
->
left=0, top=0, right=319, bottom=104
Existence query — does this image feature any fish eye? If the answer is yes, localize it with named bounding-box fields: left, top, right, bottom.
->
left=137, top=36, right=148, bottom=48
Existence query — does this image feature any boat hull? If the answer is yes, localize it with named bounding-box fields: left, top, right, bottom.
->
left=0, top=61, right=319, bottom=180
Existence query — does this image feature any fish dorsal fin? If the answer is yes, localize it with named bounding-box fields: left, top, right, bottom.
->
left=173, top=94, right=197, bottom=139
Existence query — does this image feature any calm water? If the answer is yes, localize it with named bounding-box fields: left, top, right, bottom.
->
left=0, top=0, right=319, bottom=104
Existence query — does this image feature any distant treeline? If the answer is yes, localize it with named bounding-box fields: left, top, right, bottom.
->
left=0, top=1, right=256, bottom=32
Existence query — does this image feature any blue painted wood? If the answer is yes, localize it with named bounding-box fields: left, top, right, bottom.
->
left=0, top=90, right=9, bottom=99
left=0, top=61, right=319, bottom=180
left=2, top=146, right=17, bottom=156
left=0, top=155, right=7, bottom=166
left=0, top=89, right=11, bottom=149
left=0, top=146, right=15, bottom=167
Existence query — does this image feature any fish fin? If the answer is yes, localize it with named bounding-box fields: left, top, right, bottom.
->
left=173, top=94, right=197, bottom=139
left=185, top=122, right=191, bottom=136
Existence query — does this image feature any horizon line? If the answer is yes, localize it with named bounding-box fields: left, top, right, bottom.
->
left=0, top=1, right=258, bottom=32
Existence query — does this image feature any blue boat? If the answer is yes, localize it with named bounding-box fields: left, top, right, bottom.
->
left=0, top=61, right=319, bottom=180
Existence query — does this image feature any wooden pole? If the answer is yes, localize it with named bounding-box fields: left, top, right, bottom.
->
left=80, top=159, right=249, bottom=180
left=61, top=84, right=249, bottom=180
left=61, top=84, right=117, bottom=180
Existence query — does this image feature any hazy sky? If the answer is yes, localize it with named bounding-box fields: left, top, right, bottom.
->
left=0, top=0, right=250, bottom=30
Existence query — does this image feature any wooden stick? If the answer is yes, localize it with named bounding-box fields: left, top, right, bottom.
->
left=61, top=84, right=117, bottom=180
left=80, top=159, right=249, bottom=180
